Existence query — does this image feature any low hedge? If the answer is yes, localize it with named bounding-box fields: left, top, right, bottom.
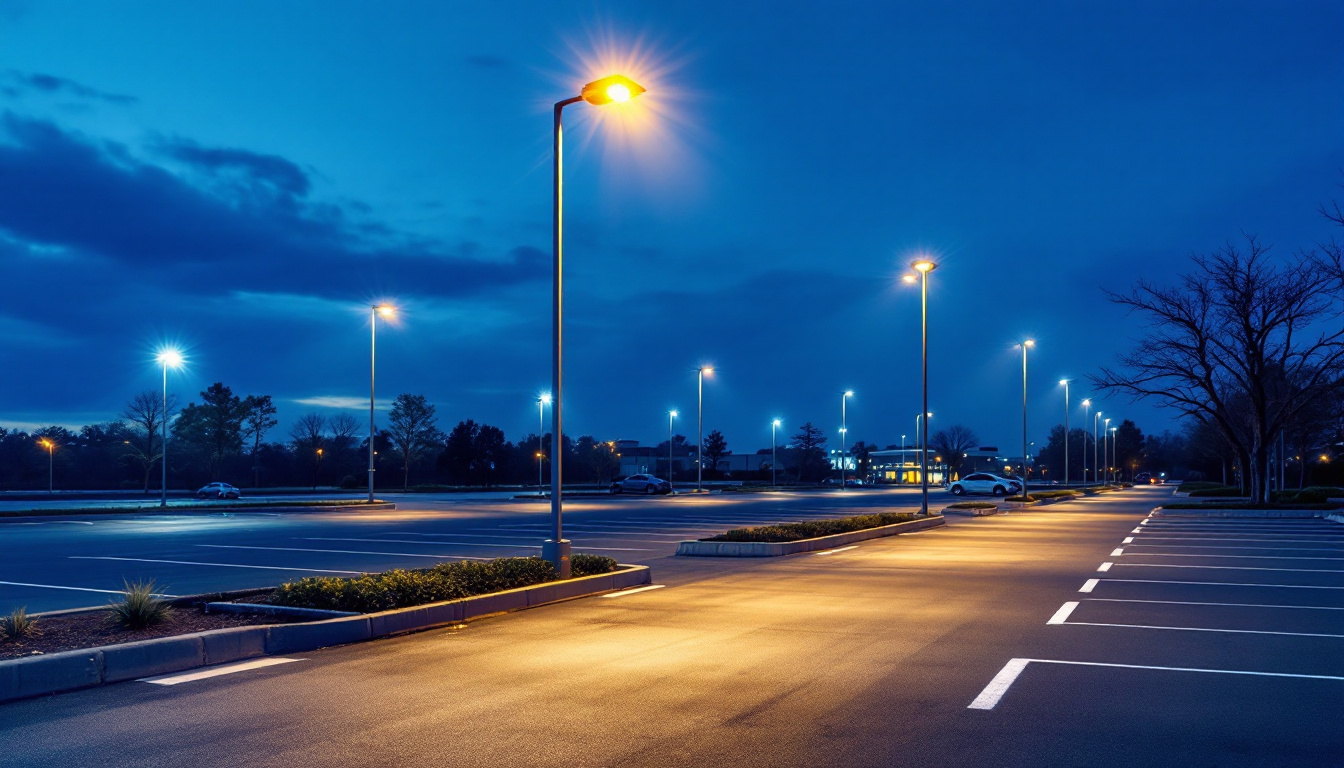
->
left=947, top=501, right=997, bottom=509
left=1188, top=487, right=1245, bottom=498
left=703, top=512, right=919, bottom=543
left=1004, top=495, right=1035, bottom=503
left=1031, top=490, right=1082, bottom=499
left=269, top=555, right=618, bottom=613
left=1177, top=481, right=1232, bottom=493
left=1272, top=487, right=1344, bottom=504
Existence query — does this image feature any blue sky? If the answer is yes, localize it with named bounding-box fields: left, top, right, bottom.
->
left=1, top=1, right=1341, bottom=455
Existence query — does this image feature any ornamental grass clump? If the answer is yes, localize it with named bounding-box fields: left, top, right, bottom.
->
left=703, top=512, right=918, bottom=543
left=108, top=580, right=172, bottom=630
left=2, top=607, right=38, bottom=640
left=269, top=555, right=620, bottom=614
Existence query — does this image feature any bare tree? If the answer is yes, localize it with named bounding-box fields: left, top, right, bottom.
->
left=327, top=413, right=361, bottom=454
left=1095, top=236, right=1344, bottom=502
left=241, top=394, right=277, bottom=488
left=122, top=391, right=176, bottom=493
left=929, top=424, right=979, bottom=479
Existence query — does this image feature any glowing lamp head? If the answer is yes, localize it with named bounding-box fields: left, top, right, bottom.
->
left=1082, top=399, right=1091, bottom=406
left=1059, top=379, right=1069, bottom=386
left=157, top=349, right=184, bottom=369
left=912, top=259, right=937, bottom=273
left=580, top=74, right=646, bottom=106
left=376, top=304, right=396, bottom=318
left=902, top=275, right=917, bottom=284
left=844, top=390, right=854, bottom=398
left=670, top=410, right=678, bottom=418
left=700, top=366, right=713, bottom=375
left=540, top=393, right=552, bottom=405
left=773, top=419, right=781, bottom=427
left=1023, top=339, right=1036, bottom=348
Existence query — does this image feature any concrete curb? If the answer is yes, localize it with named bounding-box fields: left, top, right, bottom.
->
left=0, top=565, right=650, bottom=705
left=941, top=506, right=999, bottom=516
left=675, top=516, right=945, bottom=557
left=1002, top=500, right=1040, bottom=509
left=204, top=602, right=359, bottom=620
left=1326, top=514, right=1343, bottom=525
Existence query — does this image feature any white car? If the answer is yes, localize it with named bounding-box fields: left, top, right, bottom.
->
left=948, top=473, right=1021, bottom=497
left=196, top=482, right=241, bottom=499
left=610, top=474, right=673, bottom=495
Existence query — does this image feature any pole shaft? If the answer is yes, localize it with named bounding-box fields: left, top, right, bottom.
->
left=697, top=370, right=703, bottom=492
left=921, top=271, right=929, bottom=513
left=1063, top=382, right=1069, bottom=487
left=551, top=101, right=565, bottom=543
left=161, top=364, right=168, bottom=507
left=369, top=309, right=376, bottom=503
left=1022, top=345, right=1028, bottom=491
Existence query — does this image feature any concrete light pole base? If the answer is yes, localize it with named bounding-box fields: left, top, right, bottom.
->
left=543, top=539, right=572, bottom=578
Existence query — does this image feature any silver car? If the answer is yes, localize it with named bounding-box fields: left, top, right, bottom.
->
left=948, top=473, right=1020, bottom=497
left=610, top=474, right=673, bottom=495
left=196, top=482, right=241, bottom=499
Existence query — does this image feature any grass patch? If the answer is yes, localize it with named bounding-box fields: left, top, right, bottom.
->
left=947, top=501, right=998, bottom=509
left=108, top=580, right=172, bottom=630
left=2, top=607, right=38, bottom=641
left=269, top=555, right=619, bottom=613
left=702, top=512, right=920, bottom=543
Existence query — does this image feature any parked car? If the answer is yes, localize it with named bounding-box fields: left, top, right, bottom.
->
left=1134, top=472, right=1152, bottom=484
left=821, top=477, right=865, bottom=487
left=196, top=482, right=241, bottom=499
left=947, top=473, right=1021, bottom=497
left=610, top=474, right=673, bottom=495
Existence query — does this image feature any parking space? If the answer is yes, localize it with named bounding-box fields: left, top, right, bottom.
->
left=967, top=510, right=1344, bottom=763
left=0, top=488, right=936, bottom=612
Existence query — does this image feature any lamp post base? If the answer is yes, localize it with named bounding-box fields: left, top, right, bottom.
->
left=543, top=539, right=572, bottom=578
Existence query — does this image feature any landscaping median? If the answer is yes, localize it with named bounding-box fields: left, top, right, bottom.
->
left=676, top=512, right=945, bottom=557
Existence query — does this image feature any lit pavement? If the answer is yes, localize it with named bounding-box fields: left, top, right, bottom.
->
left=3, top=486, right=1341, bottom=766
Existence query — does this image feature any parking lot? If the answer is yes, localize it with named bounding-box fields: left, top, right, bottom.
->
left=0, top=487, right=952, bottom=613
left=966, top=510, right=1344, bottom=765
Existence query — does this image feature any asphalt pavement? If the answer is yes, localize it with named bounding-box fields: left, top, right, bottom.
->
left=5, top=486, right=1338, bottom=766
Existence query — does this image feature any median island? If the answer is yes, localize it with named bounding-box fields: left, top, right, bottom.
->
left=703, top=512, right=920, bottom=543
left=679, top=511, right=944, bottom=557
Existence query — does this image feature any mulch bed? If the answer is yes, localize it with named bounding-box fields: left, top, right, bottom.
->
left=1, top=607, right=297, bottom=660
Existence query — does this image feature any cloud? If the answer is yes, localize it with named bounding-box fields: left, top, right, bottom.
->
left=5, top=71, right=136, bottom=104
left=292, top=396, right=385, bottom=411
left=0, top=114, right=547, bottom=301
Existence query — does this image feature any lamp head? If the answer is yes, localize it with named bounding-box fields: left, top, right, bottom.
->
left=156, top=348, right=184, bottom=369
left=1059, top=379, right=1069, bottom=386
left=773, top=419, right=781, bottom=427
left=902, top=274, right=917, bottom=284
left=912, top=259, right=937, bottom=273
left=1082, top=398, right=1091, bottom=407
left=844, top=390, right=854, bottom=398
left=700, top=366, right=713, bottom=375
left=375, top=304, right=396, bottom=318
left=670, top=410, right=678, bottom=418
left=539, top=393, right=552, bottom=405
left=1023, top=339, right=1036, bottom=348
left=580, top=74, right=646, bottom=106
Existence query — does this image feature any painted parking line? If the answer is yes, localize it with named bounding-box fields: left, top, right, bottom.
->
left=600, top=585, right=666, bottom=599
left=1096, top=578, right=1344, bottom=590
left=1125, top=543, right=1344, bottom=552
left=1117, top=553, right=1344, bottom=561
left=1047, top=602, right=1079, bottom=624
left=0, top=579, right=177, bottom=597
left=1053, top=620, right=1344, bottom=638
left=967, top=657, right=1344, bottom=711
left=1110, top=563, right=1343, bottom=573
left=69, top=555, right=364, bottom=574
left=1111, top=548, right=1125, bottom=556
left=197, top=544, right=492, bottom=560
left=1085, top=598, right=1344, bottom=611
left=1079, top=579, right=1100, bottom=593
left=1097, top=562, right=1113, bottom=572
left=1131, top=537, right=1344, bottom=544
left=813, top=545, right=859, bottom=556
left=139, top=657, right=303, bottom=686
left=1122, top=537, right=1134, bottom=544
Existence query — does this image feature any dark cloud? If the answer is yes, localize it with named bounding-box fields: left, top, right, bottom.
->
left=156, top=138, right=310, bottom=197
left=6, top=71, right=136, bottom=104
left=0, top=114, right=546, bottom=301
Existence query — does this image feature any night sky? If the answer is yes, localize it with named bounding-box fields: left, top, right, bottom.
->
left=2, top=1, right=1341, bottom=455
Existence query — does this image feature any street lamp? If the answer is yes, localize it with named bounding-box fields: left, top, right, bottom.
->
left=538, top=393, right=551, bottom=493
left=1059, top=380, right=1070, bottom=487
left=915, top=412, right=932, bottom=498
left=1081, top=399, right=1091, bottom=483
left=547, top=73, right=647, bottom=578
left=37, top=438, right=54, bottom=493
left=1103, top=417, right=1112, bottom=484
left=1018, top=340, right=1035, bottom=487
left=772, top=419, right=782, bottom=487
left=369, top=304, right=395, bottom=502
left=668, top=410, right=678, bottom=484
left=1094, top=411, right=1103, bottom=487
left=841, top=390, right=853, bottom=488
left=697, top=366, right=713, bottom=492
left=315, top=448, right=324, bottom=490
left=1109, top=425, right=1118, bottom=484
left=156, top=348, right=184, bottom=507
left=905, top=258, right=938, bottom=514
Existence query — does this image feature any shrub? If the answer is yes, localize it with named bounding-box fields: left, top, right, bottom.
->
left=1188, top=487, right=1244, bottom=498
left=571, top=554, right=618, bottom=577
left=1031, top=490, right=1082, bottom=499
left=703, top=512, right=918, bottom=543
left=1297, top=487, right=1344, bottom=503
left=947, top=501, right=997, bottom=509
left=108, top=580, right=172, bottom=630
left=270, top=556, right=564, bottom=613
left=2, top=607, right=38, bottom=640
left=1177, top=481, right=1230, bottom=493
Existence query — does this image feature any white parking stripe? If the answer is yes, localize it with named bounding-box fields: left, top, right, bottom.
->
left=967, top=657, right=1344, bottom=711
left=1111, top=548, right=1125, bottom=556
left=813, top=545, right=859, bottom=556
left=139, top=657, right=303, bottom=685
left=599, top=585, right=666, bottom=599
left=1059, top=621, right=1344, bottom=638
left=198, top=544, right=491, bottom=560
left=70, top=555, right=364, bottom=574
left=1097, top=578, right=1344, bottom=590
left=1097, top=562, right=1113, bottom=572
left=1119, top=553, right=1343, bottom=561
left=1111, top=563, right=1343, bottom=573
left=1079, top=579, right=1100, bottom=593
left=1126, top=543, right=1344, bottom=552
left=1085, top=598, right=1344, bottom=610
left=1123, top=537, right=1134, bottom=544
left=0, top=579, right=177, bottom=597
left=1047, top=602, right=1079, bottom=624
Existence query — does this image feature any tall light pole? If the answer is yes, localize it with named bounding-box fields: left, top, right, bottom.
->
left=156, top=348, right=183, bottom=508
left=1110, top=425, right=1118, bottom=483
left=915, top=412, right=931, bottom=499
left=369, top=305, right=395, bottom=503
left=1019, top=340, right=1035, bottom=488
left=538, top=393, right=551, bottom=493
left=547, top=74, right=646, bottom=578
left=1059, top=380, right=1070, bottom=487
left=841, top=390, right=853, bottom=488
left=1103, top=417, right=1112, bottom=484
left=1081, top=399, right=1091, bottom=483
left=900, top=434, right=907, bottom=483
left=1094, top=411, right=1103, bottom=487
left=697, top=366, right=712, bottom=492
left=668, top=410, right=678, bottom=483
left=772, top=419, right=781, bottom=487
left=38, top=438, right=54, bottom=493
left=905, top=259, right=938, bottom=513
